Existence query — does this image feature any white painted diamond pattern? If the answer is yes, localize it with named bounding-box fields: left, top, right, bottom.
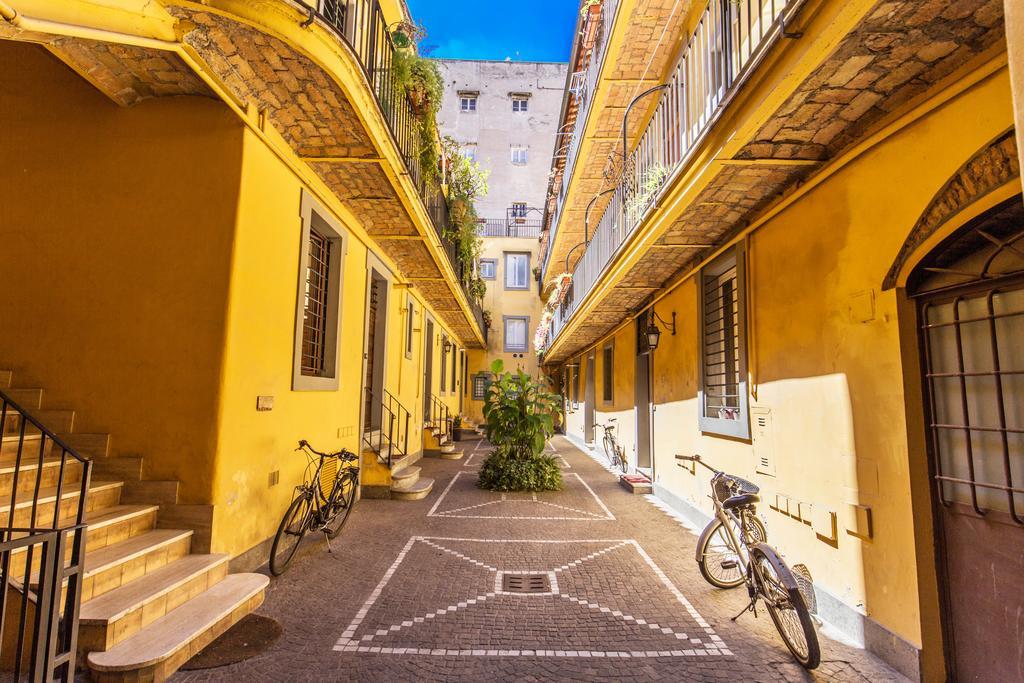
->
left=334, top=537, right=732, bottom=658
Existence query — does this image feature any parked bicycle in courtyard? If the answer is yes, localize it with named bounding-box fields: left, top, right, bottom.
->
left=595, top=419, right=627, bottom=473
left=270, top=440, right=360, bottom=576
left=676, top=454, right=820, bottom=669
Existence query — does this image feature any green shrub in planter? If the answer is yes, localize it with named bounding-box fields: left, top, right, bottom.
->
left=477, top=360, right=563, bottom=492
left=478, top=449, right=562, bottom=492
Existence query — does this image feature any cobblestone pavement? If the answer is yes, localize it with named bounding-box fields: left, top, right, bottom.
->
left=173, top=437, right=909, bottom=682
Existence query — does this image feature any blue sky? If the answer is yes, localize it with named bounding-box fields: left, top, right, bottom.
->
left=405, top=0, right=578, bottom=62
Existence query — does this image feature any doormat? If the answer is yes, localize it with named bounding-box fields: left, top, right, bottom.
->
left=180, top=614, right=282, bottom=670
left=619, top=474, right=653, bottom=495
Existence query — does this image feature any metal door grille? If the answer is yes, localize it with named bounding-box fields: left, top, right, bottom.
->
left=702, top=264, right=740, bottom=419
left=301, top=229, right=331, bottom=376
left=916, top=199, right=1024, bottom=524
left=921, top=284, right=1024, bottom=523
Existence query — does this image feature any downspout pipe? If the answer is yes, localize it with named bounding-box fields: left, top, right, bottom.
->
left=0, top=1, right=178, bottom=51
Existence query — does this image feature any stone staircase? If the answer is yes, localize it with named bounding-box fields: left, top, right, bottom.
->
left=423, top=421, right=464, bottom=461
left=0, top=368, right=268, bottom=682
left=360, top=430, right=434, bottom=500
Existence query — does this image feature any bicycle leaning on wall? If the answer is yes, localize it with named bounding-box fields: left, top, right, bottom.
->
left=595, top=419, right=627, bottom=473
left=269, top=440, right=360, bottom=576
left=676, top=454, right=820, bottom=669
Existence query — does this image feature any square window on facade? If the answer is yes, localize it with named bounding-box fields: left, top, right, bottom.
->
left=698, top=245, right=750, bottom=439
left=479, top=258, right=497, bottom=280
left=503, top=316, right=529, bottom=352
left=463, top=145, right=477, bottom=162
left=472, top=373, right=491, bottom=400
left=512, top=97, right=529, bottom=112
left=460, top=96, right=477, bottom=112
left=511, top=202, right=527, bottom=218
left=511, top=146, right=529, bottom=165
left=504, top=252, right=530, bottom=290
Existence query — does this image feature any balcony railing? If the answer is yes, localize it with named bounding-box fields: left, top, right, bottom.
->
left=309, top=1, right=484, bottom=336
left=544, top=0, right=621, bottom=270
left=479, top=218, right=543, bottom=239
left=547, top=0, right=796, bottom=347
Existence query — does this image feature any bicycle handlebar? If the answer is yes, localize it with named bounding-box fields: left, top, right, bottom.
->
left=675, top=453, right=721, bottom=475
left=297, top=440, right=356, bottom=461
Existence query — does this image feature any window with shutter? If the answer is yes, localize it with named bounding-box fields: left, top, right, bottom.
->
left=698, top=245, right=750, bottom=439
left=503, top=316, right=529, bottom=352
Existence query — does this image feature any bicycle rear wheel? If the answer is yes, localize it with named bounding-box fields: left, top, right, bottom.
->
left=751, top=545, right=820, bottom=669
left=324, top=472, right=358, bottom=540
left=269, top=494, right=311, bottom=576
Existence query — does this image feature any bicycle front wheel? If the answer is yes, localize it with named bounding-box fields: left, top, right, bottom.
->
left=324, top=472, right=358, bottom=540
left=269, top=494, right=312, bottom=576
left=602, top=434, right=614, bottom=464
left=751, top=545, right=820, bottom=669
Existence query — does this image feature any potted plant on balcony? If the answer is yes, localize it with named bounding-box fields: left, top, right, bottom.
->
left=580, top=0, right=602, bottom=17
left=482, top=310, right=492, bottom=329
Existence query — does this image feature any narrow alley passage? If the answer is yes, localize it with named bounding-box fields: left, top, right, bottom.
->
left=173, top=439, right=906, bottom=682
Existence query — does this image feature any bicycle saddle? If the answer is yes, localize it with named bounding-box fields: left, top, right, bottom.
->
left=722, top=492, right=760, bottom=510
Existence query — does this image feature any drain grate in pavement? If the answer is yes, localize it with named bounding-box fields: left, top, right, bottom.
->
left=502, top=573, right=551, bottom=593
left=180, top=614, right=282, bottom=670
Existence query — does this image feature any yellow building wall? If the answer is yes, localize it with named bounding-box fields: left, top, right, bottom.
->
left=464, top=235, right=545, bottom=422
left=561, top=65, right=1017, bottom=649
left=210, top=128, right=469, bottom=556
left=0, top=42, right=241, bottom=504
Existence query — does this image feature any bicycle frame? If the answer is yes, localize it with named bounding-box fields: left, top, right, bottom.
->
left=295, top=442, right=358, bottom=530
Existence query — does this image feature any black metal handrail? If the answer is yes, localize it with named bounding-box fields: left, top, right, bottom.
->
left=362, top=388, right=411, bottom=468
left=1, top=388, right=92, bottom=681
left=306, top=0, right=484, bottom=338
left=427, top=394, right=452, bottom=445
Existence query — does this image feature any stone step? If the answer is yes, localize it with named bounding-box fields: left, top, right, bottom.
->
left=3, top=388, right=43, bottom=410
left=84, top=504, right=160, bottom=553
left=0, top=453, right=83, bottom=497
left=391, top=465, right=420, bottom=487
left=0, top=479, right=122, bottom=528
left=1, top=433, right=51, bottom=458
left=2, top=409, right=75, bottom=435
left=87, top=572, right=269, bottom=681
left=79, top=553, right=230, bottom=653
left=58, top=432, right=111, bottom=459
left=79, top=529, right=194, bottom=602
left=390, top=476, right=433, bottom=501
left=425, top=448, right=464, bottom=460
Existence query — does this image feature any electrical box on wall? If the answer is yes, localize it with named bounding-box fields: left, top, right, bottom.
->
left=751, top=407, right=776, bottom=476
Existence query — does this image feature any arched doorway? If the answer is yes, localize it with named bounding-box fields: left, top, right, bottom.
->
left=909, top=195, right=1024, bottom=681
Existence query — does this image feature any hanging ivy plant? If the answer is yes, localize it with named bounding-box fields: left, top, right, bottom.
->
left=441, top=136, right=491, bottom=303
left=393, top=48, right=444, bottom=189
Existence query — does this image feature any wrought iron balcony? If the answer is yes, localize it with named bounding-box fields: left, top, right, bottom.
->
left=307, top=0, right=484, bottom=333
left=546, top=0, right=797, bottom=349
left=479, top=218, right=544, bottom=239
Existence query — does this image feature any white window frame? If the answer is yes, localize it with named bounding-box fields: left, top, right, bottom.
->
left=460, top=95, right=477, bottom=112
left=504, top=252, right=530, bottom=290
left=697, top=244, right=750, bottom=439
left=293, top=191, right=347, bottom=391
left=511, top=145, right=529, bottom=165
left=512, top=97, right=529, bottom=113
left=479, top=258, right=497, bottom=280
left=503, top=316, right=529, bottom=353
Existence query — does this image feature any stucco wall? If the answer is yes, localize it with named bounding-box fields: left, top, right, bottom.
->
left=0, top=43, right=241, bottom=504
left=558, top=64, right=1017, bottom=654
left=436, top=59, right=567, bottom=218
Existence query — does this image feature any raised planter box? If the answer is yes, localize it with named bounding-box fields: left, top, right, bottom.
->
left=619, top=474, right=652, bottom=495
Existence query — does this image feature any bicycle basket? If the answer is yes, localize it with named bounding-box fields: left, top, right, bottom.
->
left=712, top=473, right=760, bottom=504
left=791, top=563, right=818, bottom=615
